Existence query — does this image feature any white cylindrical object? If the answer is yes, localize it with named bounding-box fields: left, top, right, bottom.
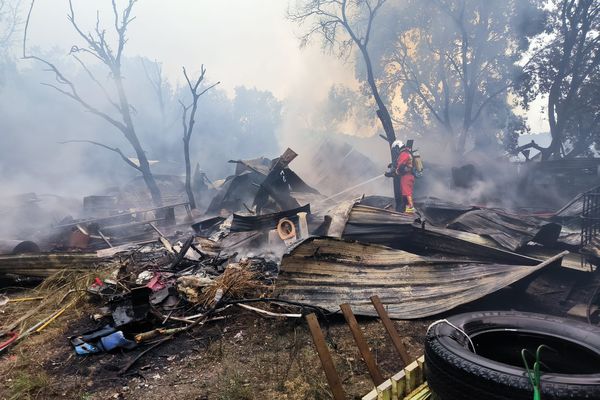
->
left=297, top=212, right=309, bottom=239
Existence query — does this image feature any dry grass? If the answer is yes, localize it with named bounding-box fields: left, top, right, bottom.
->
left=218, top=371, right=254, bottom=400
left=200, top=264, right=265, bottom=307
left=1, top=267, right=116, bottom=399
left=7, top=370, right=51, bottom=400
left=0, top=266, right=114, bottom=350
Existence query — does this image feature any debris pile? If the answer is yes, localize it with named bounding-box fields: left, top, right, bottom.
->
left=56, top=237, right=287, bottom=361
left=1, top=149, right=599, bottom=374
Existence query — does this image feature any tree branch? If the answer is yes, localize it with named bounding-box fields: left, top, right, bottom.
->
left=59, top=140, right=141, bottom=171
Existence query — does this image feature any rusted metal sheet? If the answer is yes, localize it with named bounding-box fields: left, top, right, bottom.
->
left=325, top=200, right=357, bottom=238
left=276, top=237, right=566, bottom=319
left=416, top=196, right=476, bottom=226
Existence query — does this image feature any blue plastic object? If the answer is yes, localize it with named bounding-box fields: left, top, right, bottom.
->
left=99, top=331, right=137, bottom=351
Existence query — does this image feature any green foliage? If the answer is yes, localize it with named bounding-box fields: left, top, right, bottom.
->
left=370, top=0, right=545, bottom=153
left=520, top=0, right=600, bottom=159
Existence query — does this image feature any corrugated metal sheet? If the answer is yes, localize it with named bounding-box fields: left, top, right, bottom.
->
left=341, top=205, right=414, bottom=247
left=447, top=209, right=561, bottom=251
left=230, top=204, right=311, bottom=232
left=276, top=237, right=562, bottom=319
left=325, top=204, right=543, bottom=265
left=407, top=224, right=542, bottom=265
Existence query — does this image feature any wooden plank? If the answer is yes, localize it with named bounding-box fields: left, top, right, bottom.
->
left=417, top=356, right=425, bottom=380
left=404, top=383, right=430, bottom=400
left=376, top=380, right=393, bottom=400
left=362, top=388, right=379, bottom=400
left=340, top=303, right=385, bottom=386
left=370, top=295, right=411, bottom=366
left=364, top=356, right=426, bottom=400
left=403, top=361, right=420, bottom=395
left=391, top=370, right=406, bottom=400
left=305, top=313, right=346, bottom=400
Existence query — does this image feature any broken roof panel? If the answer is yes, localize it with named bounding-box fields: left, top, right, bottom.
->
left=275, top=237, right=565, bottom=319
left=446, top=209, right=561, bottom=251
left=342, top=205, right=414, bottom=247
left=230, top=204, right=311, bottom=232
left=416, top=196, right=476, bottom=226
left=406, top=224, right=542, bottom=265
left=205, top=171, right=264, bottom=215
left=211, top=149, right=319, bottom=215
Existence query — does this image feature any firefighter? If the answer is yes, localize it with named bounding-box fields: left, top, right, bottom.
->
left=394, top=140, right=416, bottom=213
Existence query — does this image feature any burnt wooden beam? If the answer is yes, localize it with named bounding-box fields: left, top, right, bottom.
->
left=340, top=303, right=385, bottom=386
left=305, top=313, right=346, bottom=400
left=370, top=295, right=411, bottom=366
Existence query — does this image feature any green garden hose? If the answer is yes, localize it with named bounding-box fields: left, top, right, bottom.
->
left=521, top=344, right=554, bottom=400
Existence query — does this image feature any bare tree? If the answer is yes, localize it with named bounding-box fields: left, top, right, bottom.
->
left=141, top=58, right=167, bottom=126
left=289, top=0, right=395, bottom=144
left=179, top=66, right=219, bottom=210
left=288, top=0, right=401, bottom=206
left=23, top=0, right=163, bottom=205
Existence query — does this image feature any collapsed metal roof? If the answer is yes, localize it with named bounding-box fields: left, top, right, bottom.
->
left=446, top=209, right=561, bottom=251
left=275, top=237, right=565, bottom=319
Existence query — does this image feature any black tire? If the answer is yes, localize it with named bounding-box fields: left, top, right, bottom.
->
left=425, top=311, right=600, bottom=400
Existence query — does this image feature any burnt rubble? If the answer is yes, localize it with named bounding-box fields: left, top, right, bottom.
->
left=1, top=150, right=599, bottom=362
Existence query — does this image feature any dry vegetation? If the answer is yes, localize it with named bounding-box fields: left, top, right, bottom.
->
left=0, top=268, right=428, bottom=399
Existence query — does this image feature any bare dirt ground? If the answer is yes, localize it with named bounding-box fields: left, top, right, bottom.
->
left=0, top=303, right=429, bottom=400
left=1, top=267, right=598, bottom=400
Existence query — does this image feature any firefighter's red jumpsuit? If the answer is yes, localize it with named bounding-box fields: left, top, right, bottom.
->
left=395, top=148, right=415, bottom=212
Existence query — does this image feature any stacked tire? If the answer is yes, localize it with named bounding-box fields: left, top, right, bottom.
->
left=425, top=311, right=600, bottom=400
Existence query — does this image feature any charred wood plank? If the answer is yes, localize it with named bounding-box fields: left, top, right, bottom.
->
left=370, top=295, right=411, bottom=366
left=340, top=303, right=385, bottom=386
left=305, top=313, right=346, bottom=400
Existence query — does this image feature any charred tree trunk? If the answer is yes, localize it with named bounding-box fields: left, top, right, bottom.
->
left=360, top=45, right=401, bottom=208
left=23, top=0, right=163, bottom=206
left=183, top=134, right=195, bottom=210
left=113, top=74, right=162, bottom=206
left=180, top=66, right=219, bottom=211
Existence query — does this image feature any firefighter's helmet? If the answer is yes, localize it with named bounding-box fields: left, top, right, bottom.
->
left=392, top=139, right=404, bottom=149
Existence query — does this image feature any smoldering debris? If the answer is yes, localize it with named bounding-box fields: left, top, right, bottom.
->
left=0, top=147, right=599, bottom=374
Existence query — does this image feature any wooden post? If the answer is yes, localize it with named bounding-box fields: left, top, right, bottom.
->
left=370, top=295, right=411, bottom=366
left=305, top=313, right=346, bottom=400
left=340, top=303, right=385, bottom=386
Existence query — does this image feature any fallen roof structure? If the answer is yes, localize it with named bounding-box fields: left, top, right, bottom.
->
left=276, top=237, right=567, bottom=319
left=321, top=201, right=545, bottom=266
left=341, top=204, right=414, bottom=247
left=446, top=209, right=561, bottom=251
left=230, top=204, right=311, bottom=232
left=207, top=148, right=320, bottom=215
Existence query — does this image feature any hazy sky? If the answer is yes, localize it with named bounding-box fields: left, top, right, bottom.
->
left=24, top=0, right=548, bottom=134
left=26, top=0, right=355, bottom=99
